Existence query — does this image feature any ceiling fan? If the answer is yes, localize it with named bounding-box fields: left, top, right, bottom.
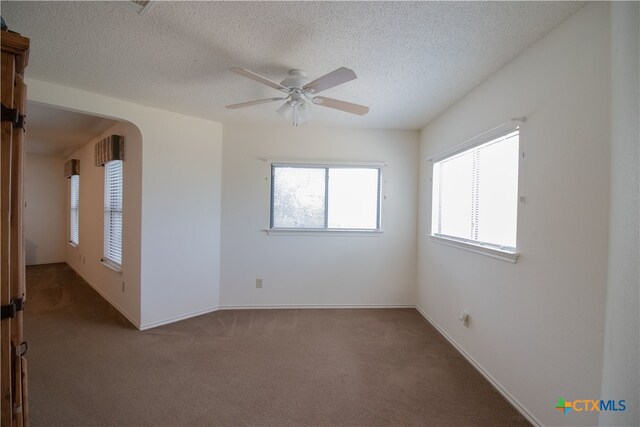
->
left=225, top=67, right=369, bottom=126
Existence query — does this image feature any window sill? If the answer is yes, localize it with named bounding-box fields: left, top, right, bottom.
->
left=429, top=235, right=519, bottom=263
left=101, top=258, right=123, bottom=273
left=68, top=241, right=79, bottom=249
left=265, top=228, right=383, bottom=236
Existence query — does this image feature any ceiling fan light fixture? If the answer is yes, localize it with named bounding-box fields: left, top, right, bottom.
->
left=276, top=101, right=293, bottom=120
left=291, top=101, right=311, bottom=127
left=277, top=97, right=311, bottom=127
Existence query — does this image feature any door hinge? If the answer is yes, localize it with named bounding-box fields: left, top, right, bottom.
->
left=1, top=103, right=25, bottom=129
left=1, top=297, right=24, bottom=320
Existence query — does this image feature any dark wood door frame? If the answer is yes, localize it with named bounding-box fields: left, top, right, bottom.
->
left=1, top=29, right=30, bottom=427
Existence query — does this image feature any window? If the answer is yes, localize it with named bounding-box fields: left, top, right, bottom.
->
left=104, top=160, right=123, bottom=267
left=271, top=164, right=381, bottom=231
left=70, top=175, right=79, bottom=245
left=431, top=130, right=519, bottom=253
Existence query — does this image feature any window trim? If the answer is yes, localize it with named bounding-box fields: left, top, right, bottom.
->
left=269, top=161, right=384, bottom=233
left=428, top=121, right=523, bottom=262
left=265, top=228, right=383, bottom=236
left=429, top=235, right=519, bottom=263
left=427, top=119, right=524, bottom=163
left=101, top=257, right=123, bottom=273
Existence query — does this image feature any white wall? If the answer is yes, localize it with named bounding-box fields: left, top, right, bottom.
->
left=65, top=120, right=143, bottom=327
left=599, top=2, right=639, bottom=426
left=221, top=125, right=418, bottom=308
left=24, top=154, right=66, bottom=265
left=417, top=3, right=610, bottom=426
left=139, top=111, right=222, bottom=329
left=27, top=79, right=223, bottom=329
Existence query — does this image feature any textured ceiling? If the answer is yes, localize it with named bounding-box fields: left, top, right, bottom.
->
left=3, top=1, right=584, bottom=130
left=26, top=102, right=117, bottom=157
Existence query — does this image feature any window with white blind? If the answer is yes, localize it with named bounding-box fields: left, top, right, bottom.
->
left=104, top=160, right=123, bottom=267
left=271, top=164, right=381, bottom=231
left=431, top=130, right=520, bottom=254
left=70, top=175, right=79, bottom=246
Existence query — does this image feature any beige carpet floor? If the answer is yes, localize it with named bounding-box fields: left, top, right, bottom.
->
left=24, top=263, right=529, bottom=427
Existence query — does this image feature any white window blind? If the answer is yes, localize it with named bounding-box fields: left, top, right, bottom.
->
left=104, top=160, right=123, bottom=266
left=431, top=130, right=519, bottom=251
left=271, top=164, right=381, bottom=230
left=70, top=175, right=79, bottom=245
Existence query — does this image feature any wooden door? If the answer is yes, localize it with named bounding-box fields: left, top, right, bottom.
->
left=1, top=29, right=30, bottom=427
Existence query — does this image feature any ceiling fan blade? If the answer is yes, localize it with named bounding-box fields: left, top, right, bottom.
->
left=225, top=97, right=286, bottom=109
left=313, top=96, right=369, bottom=116
left=230, top=67, right=290, bottom=93
left=303, top=67, right=357, bottom=94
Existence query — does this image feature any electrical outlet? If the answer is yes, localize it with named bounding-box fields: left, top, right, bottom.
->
left=256, top=278, right=263, bottom=289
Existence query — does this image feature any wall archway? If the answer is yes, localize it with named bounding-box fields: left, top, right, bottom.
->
left=26, top=78, right=224, bottom=329
left=25, top=100, right=144, bottom=326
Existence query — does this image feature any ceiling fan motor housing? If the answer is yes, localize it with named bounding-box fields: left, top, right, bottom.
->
left=281, top=69, right=309, bottom=90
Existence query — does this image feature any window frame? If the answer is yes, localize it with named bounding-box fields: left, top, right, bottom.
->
left=69, top=174, right=80, bottom=246
left=428, top=123, right=522, bottom=262
left=103, top=160, right=123, bottom=270
left=268, top=161, right=384, bottom=234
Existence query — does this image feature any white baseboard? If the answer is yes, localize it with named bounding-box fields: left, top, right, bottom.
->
left=414, top=305, right=541, bottom=427
left=66, top=263, right=141, bottom=330
left=26, top=260, right=66, bottom=266
left=65, top=262, right=219, bottom=331
left=139, top=306, right=220, bottom=331
left=142, top=304, right=413, bottom=329
left=34, top=270, right=543, bottom=426
left=219, top=303, right=414, bottom=310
